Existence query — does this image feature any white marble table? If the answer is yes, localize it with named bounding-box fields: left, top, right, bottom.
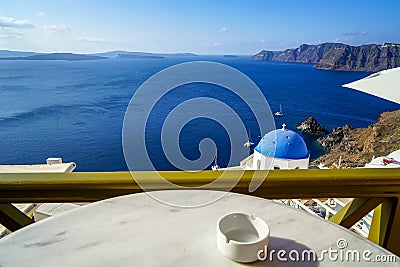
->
left=0, top=190, right=398, bottom=266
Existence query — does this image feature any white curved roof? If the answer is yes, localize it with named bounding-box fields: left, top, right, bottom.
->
left=343, top=67, right=400, bottom=104
left=388, top=150, right=400, bottom=161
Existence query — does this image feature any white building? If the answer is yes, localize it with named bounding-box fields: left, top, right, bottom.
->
left=240, top=124, right=310, bottom=170
left=364, top=150, right=400, bottom=168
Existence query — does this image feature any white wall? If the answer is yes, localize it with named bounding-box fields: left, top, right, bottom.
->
left=251, top=150, right=309, bottom=170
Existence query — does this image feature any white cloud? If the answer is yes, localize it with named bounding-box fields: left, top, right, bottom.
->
left=0, top=16, right=34, bottom=28
left=219, top=27, right=228, bottom=33
left=343, top=30, right=368, bottom=36
left=213, top=42, right=222, bottom=47
left=335, top=30, right=370, bottom=45
left=42, top=24, right=70, bottom=34
left=77, top=36, right=108, bottom=43
left=0, top=28, right=23, bottom=38
left=113, top=39, right=129, bottom=45
left=37, top=12, right=45, bottom=17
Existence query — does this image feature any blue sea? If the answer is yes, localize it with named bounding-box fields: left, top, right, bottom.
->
left=0, top=56, right=398, bottom=171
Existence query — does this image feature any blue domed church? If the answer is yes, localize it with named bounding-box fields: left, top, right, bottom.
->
left=240, top=124, right=310, bottom=170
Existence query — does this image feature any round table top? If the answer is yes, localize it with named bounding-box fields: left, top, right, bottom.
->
left=0, top=190, right=398, bottom=267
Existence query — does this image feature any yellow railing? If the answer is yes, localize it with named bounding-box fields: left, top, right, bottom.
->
left=0, top=169, right=399, bottom=256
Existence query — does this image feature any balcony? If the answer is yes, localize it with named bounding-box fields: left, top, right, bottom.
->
left=0, top=168, right=399, bottom=257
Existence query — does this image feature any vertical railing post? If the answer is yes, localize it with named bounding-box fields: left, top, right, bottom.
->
left=370, top=197, right=400, bottom=256
left=329, top=198, right=384, bottom=228
left=0, top=204, right=34, bottom=232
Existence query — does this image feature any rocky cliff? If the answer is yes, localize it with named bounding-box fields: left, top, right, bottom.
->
left=312, top=109, right=400, bottom=168
left=296, top=117, right=329, bottom=135
left=251, top=43, right=400, bottom=72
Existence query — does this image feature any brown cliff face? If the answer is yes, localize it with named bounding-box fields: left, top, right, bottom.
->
left=251, top=43, right=400, bottom=72
left=251, top=43, right=346, bottom=64
left=315, top=44, right=400, bottom=72
left=312, top=109, right=400, bottom=168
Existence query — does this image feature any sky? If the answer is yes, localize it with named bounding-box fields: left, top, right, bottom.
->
left=0, top=0, right=399, bottom=54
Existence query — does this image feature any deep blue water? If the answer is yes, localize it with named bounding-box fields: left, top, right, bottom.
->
left=0, top=56, right=398, bottom=171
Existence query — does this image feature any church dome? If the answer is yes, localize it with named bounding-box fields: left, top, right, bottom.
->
left=254, top=124, right=309, bottom=160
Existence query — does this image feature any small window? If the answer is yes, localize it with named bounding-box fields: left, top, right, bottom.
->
left=273, top=166, right=280, bottom=170
left=257, top=160, right=261, bottom=170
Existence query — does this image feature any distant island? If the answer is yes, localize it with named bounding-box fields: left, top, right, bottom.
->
left=116, top=54, right=164, bottom=59
left=0, top=53, right=106, bottom=61
left=250, top=42, right=400, bottom=72
left=223, top=55, right=239, bottom=58
left=92, top=51, right=197, bottom=58
left=0, top=50, right=198, bottom=61
left=0, top=50, right=41, bottom=58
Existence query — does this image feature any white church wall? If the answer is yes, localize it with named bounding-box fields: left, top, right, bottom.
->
left=252, top=150, right=309, bottom=170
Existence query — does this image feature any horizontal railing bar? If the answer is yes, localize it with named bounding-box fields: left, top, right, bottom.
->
left=0, top=169, right=399, bottom=203
left=0, top=169, right=400, bottom=185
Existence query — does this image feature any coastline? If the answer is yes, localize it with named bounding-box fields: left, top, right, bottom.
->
left=311, top=109, right=400, bottom=168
